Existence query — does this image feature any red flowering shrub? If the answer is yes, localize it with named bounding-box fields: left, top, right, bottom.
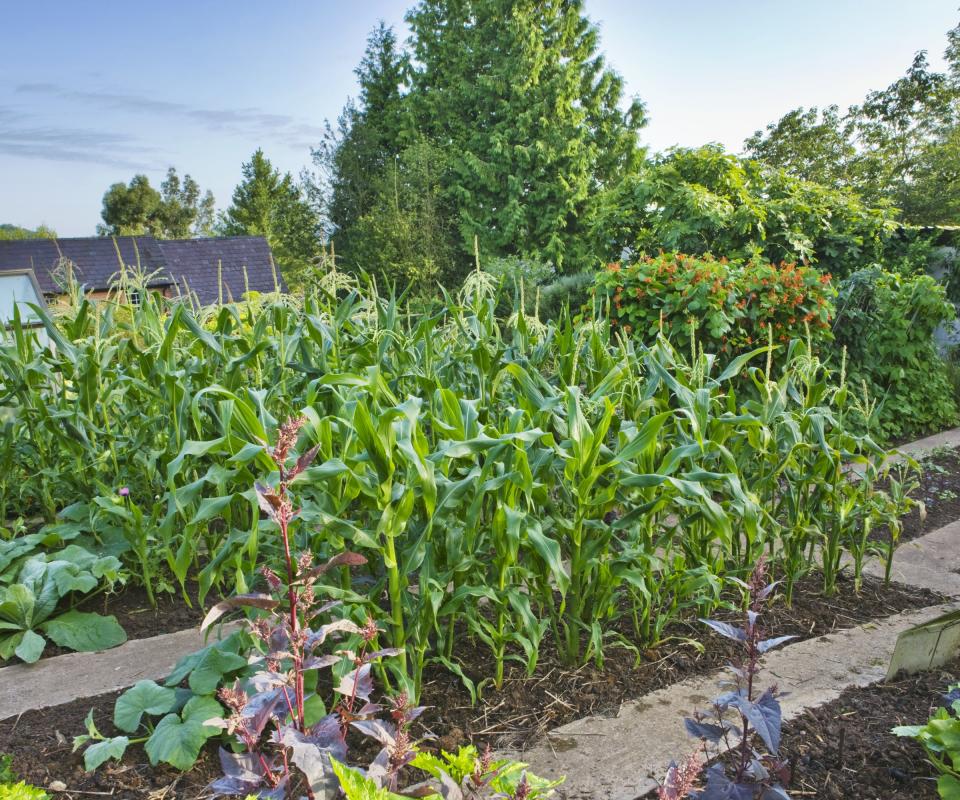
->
left=593, top=252, right=835, bottom=359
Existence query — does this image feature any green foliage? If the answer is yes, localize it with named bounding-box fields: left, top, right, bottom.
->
left=411, top=746, right=563, bottom=798
left=594, top=253, right=835, bottom=360
left=894, top=685, right=960, bottom=799
left=747, top=19, right=960, bottom=226
left=0, top=541, right=125, bottom=662
left=75, top=662, right=236, bottom=772
left=316, top=3, right=645, bottom=281
left=594, top=146, right=896, bottom=279
left=0, top=224, right=56, bottom=241
left=342, top=137, right=457, bottom=291
left=310, top=24, right=411, bottom=266
left=406, top=0, right=645, bottom=271
left=0, top=781, right=49, bottom=800
left=97, top=168, right=215, bottom=238
left=744, top=105, right=855, bottom=187
left=833, top=267, right=959, bottom=440
left=2, top=282, right=916, bottom=696
left=218, top=149, right=321, bottom=291
left=0, top=752, right=48, bottom=798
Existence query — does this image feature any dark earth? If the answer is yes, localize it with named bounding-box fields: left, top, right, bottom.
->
left=894, top=445, right=960, bottom=544
left=775, top=657, right=960, bottom=799
left=35, top=580, right=212, bottom=662
left=0, top=571, right=946, bottom=799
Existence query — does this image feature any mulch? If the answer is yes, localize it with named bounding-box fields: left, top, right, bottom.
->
left=901, top=446, right=960, bottom=543
left=776, top=658, right=960, bottom=799
left=0, top=571, right=943, bottom=799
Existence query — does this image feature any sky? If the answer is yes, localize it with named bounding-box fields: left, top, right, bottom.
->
left=1, top=1, right=957, bottom=236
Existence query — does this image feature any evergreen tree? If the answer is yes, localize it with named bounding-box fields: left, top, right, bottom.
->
left=405, top=0, right=646, bottom=271
left=220, top=149, right=321, bottom=290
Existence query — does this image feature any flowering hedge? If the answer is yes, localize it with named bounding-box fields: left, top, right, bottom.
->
left=594, top=252, right=836, bottom=358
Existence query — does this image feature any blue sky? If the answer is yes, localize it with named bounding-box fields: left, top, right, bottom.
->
left=1, top=1, right=957, bottom=236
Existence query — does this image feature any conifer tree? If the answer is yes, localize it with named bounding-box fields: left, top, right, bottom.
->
left=220, top=149, right=320, bottom=290
left=405, top=0, right=646, bottom=270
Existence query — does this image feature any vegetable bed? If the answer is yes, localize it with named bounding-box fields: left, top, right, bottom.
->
left=0, top=571, right=944, bottom=798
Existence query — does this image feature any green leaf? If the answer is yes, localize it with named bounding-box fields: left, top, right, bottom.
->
left=14, top=629, right=45, bottom=663
left=144, top=714, right=205, bottom=770
left=939, top=775, right=960, bottom=800
left=83, top=736, right=130, bottom=771
left=0, top=584, right=36, bottom=628
left=114, top=681, right=178, bottom=733
left=329, top=757, right=408, bottom=800
left=40, top=611, right=127, bottom=653
left=163, top=632, right=246, bottom=688
left=184, top=647, right=247, bottom=695
left=180, top=694, right=224, bottom=737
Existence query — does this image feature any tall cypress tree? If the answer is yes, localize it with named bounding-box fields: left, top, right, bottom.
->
left=311, top=23, right=409, bottom=254
left=405, top=0, right=646, bottom=270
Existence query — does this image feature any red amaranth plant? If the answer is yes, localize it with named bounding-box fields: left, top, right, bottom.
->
left=200, top=417, right=416, bottom=798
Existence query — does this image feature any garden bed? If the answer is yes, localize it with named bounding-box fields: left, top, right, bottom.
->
left=867, top=445, right=960, bottom=548
left=906, top=446, right=960, bottom=540
left=772, top=658, right=960, bottom=799
left=420, top=571, right=945, bottom=753
left=1, top=570, right=942, bottom=798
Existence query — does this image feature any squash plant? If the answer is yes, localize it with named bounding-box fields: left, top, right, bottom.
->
left=0, top=545, right=125, bottom=663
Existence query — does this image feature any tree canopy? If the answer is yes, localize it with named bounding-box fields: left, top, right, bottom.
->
left=0, top=223, right=56, bottom=241
left=98, top=169, right=215, bottom=238
left=312, top=2, right=646, bottom=287
left=745, top=22, right=960, bottom=226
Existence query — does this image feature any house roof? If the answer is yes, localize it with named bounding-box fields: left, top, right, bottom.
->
left=156, top=237, right=282, bottom=304
left=0, top=236, right=167, bottom=295
left=0, top=235, right=283, bottom=305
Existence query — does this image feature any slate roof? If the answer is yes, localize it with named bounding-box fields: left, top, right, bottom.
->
left=0, top=235, right=282, bottom=305
left=0, top=236, right=167, bottom=294
left=156, top=237, right=283, bottom=305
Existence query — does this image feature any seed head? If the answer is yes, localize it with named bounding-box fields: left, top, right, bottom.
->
left=261, top=565, right=282, bottom=592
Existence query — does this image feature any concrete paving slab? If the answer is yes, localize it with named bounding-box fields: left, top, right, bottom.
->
left=864, top=520, right=960, bottom=597
left=0, top=626, right=234, bottom=720
left=898, top=426, right=960, bottom=457
left=512, top=602, right=959, bottom=800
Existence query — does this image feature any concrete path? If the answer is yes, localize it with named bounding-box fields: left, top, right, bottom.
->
left=898, top=426, right=960, bottom=457
left=0, top=626, right=235, bottom=720
left=863, top=519, right=960, bottom=597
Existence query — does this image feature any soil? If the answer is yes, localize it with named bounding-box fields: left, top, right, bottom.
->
left=775, top=658, right=960, bottom=800
left=0, top=688, right=222, bottom=799
left=418, top=571, right=946, bottom=755
left=900, top=446, right=960, bottom=543
left=35, top=581, right=213, bottom=662
left=0, top=572, right=944, bottom=798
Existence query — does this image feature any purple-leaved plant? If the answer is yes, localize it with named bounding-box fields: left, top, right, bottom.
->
left=200, top=417, right=418, bottom=799
left=658, top=559, right=795, bottom=800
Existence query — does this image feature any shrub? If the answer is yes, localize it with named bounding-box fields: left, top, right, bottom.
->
left=833, top=266, right=959, bottom=440
left=592, top=145, right=897, bottom=279
left=594, top=253, right=835, bottom=360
